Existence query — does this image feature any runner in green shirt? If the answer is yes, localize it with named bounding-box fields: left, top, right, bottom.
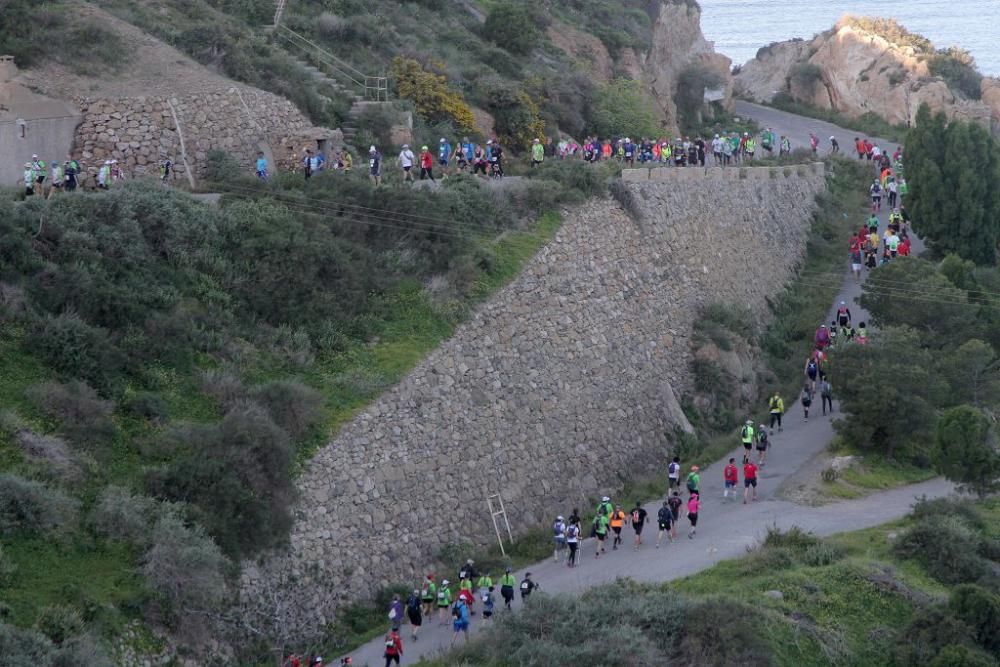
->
left=499, top=568, right=516, bottom=609
left=436, top=579, right=452, bottom=624
left=531, top=138, right=544, bottom=167
left=594, top=507, right=610, bottom=558
left=420, top=574, right=437, bottom=617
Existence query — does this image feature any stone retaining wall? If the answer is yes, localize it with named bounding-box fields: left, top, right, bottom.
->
left=72, top=87, right=338, bottom=186
left=240, top=165, right=829, bottom=630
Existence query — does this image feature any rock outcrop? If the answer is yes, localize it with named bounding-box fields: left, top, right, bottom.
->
left=735, top=17, right=999, bottom=134
left=240, top=163, right=828, bottom=633
left=544, top=1, right=734, bottom=134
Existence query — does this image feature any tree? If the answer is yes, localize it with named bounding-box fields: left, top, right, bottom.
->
left=485, top=83, right=546, bottom=151
left=833, top=327, right=945, bottom=460
left=482, top=2, right=543, bottom=56
left=933, top=405, right=1000, bottom=497
left=589, top=78, right=661, bottom=139
left=949, top=584, right=1000, bottom=653
left=940, top=339, right=1000, bottom=409
left=676, top=63, right=726, bottom=128
left=905, top=105, right=949, bottom=245
left=389, top=57, right=476, bottom=134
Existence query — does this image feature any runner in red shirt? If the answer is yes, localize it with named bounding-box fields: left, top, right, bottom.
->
left=898, top=237, right=911, bottom=256
left=723, top=458, right=739, bottom=501
left=743, top=460, right=759, bottom=504
left=383, top=630, right=403, bottom=666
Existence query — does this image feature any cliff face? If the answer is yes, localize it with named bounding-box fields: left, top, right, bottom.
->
left=642, top=0, right=734, bottom=132
left=736, top=19, right=999, bottom=133
left=544, top=1, right=734, bottom=134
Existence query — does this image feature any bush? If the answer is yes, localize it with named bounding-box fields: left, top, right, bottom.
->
left=0, top=474, right=79, bottom=536
left=589, top=78, right=661, bottom=139
left=89, top=486, right=160, bottom=548
left=390, top=58, right=476, bottom=134
left=894, top=604, right=978, bottom=666
left=122, top=392, right=170, bottom=424
left=250, top=380, right=324, bottom=441
left=677, top=599, right=775, bottom=665
left=676, top=63, right=726, bottom=127
left=147, top=404, right=294, bottom=558
left=0, top=621, right=55, bottom=667
left=893, top=514, right=991, bottom=585
left=25, top=381, right=116, bottom=447
left=484, top=82, right=546, bottom=152
left=934, top=405, right=1000, bottom=498
left=141, top=512, right=228, bottom=637
left=929, top=48, right=983, bottom=100
left=801, top=542, right=846, bottom=567
left=949, top=584, right=1000, bottom=653
left=32, top=314, right=126, bottom=397
left=928, top=644, right=996, bottom=667
left=204, top=150, right=241, bottom=183
left=35, top=606, right=83, bottom=646
left=482, top=2, right=543, bottom=56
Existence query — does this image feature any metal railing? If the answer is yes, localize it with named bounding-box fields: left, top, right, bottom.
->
left=273, top=24, right=388, bottom=101
left=272, top=0, right=287, bottom=27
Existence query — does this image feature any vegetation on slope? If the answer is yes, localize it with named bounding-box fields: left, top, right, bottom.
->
left=417, top=497, right=1000, bottom=667
left=0, top=161, right=609, bottom=659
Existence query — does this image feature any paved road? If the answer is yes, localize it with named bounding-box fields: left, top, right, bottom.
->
left=340, top=105, right=944, bottom=667
left=734, top=100, right=904, bottom=157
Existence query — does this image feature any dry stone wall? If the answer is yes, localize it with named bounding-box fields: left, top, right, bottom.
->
left=240, top=163, right=828, bottom=628
left=72, top=87, right=338, bottom=186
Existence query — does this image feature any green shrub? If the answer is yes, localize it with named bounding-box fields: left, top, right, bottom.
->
left=527, top=160, right=609, bottom=199
left=250, top=380, right=324, bottom=441
left=934, top=405, right=1000, bottom=498
left=204, top=150, right=241, bottom=182
left=801, top=542, right=846, bottom=567
left=89, top=486, right=160, bottom=548
left=25, top=381, right=116, bottom=447
left=0, top=622, right=55, bottom=667
left=677, top=599, right=775, bottom=666
left=893, top=604, right=977, bottom=667
left=929, top=48, right=983, bottom=100
left=590, top=78, right=661, bottom=139
left=34, top=606, right=83, bottom=646
left=893, top=515, right=991, bottom=585
left=141, top=512, right=228, bottom=639
left=32, top=314, right=126, bottom=397
left=122, top=392, right=170, bottom=424
left=482, top=2, right=544, bottom=56
left=928, top=644, right=996, bottom=667
left=0, top=474, right=79, bottom=536
left=147, top=404, right=294, bottom=558
left=949, top=584, right=1000, bottom=653
left=676, top=64, right=726, bottom=127
left=790, top=62, right=824, bottom=89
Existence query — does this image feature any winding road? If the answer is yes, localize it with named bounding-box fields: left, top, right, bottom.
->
left=340, top=104, right=947, bottom=667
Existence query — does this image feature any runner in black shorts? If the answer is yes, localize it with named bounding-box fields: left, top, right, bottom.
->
left=655, top=500, right=673, bottom=548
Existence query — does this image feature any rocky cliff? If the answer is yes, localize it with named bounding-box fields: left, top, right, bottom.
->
left=735, top=17, right=1000, bottom=134
left=240, top=163, right=828, bottom=632
left=545, top=1, right=734, bottom=133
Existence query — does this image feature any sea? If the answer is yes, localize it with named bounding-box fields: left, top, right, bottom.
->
left=698, top=0, right=999, bottom=77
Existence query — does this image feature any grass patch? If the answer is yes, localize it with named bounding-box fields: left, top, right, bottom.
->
left=815, top=441, right=939, bottom=502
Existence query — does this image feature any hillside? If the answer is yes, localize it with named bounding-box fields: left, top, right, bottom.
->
left=735, top=16, right=1000, bottom=135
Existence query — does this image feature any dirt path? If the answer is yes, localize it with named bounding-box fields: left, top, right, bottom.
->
left=340, top=106, right=947, bottom=667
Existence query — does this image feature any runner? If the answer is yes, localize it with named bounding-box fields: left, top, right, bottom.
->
left=820, top=378, right=834, bottom=416
left=836, top=301, right=852, bottom=329
left=630, top=501, right=647, bottom=549
left=531, top=138, right=544, bottom=168
left=419, top=146, right=435, bottom=181
left=481, top=586, right=495, bottom=621
left=388, top=594, right=403, bottom=633
left=519, top=572, right=538, bottom=601
left=805, top=355, right=819, bottom=391
left=829, top=135, right=839, bottom=154
left=814, top=324, right=831, bottom=350
left=405, top=589, right=422, bottom=641
left=801, top=383, right=814, bottom=421
left=768, top=391, right=784, bottom=431
left=667, top=456, right=681, bottom=490
left=552, top=515, right=567, bottom=562
left=667, top=491, right=683, bottom=540
left=756, top=425, right=770, bottom=465
left=723, top=457, right=738, bottom=501
left=436, top=580, right=452, bottom=624
left=609, top=504, right=627, bottom=550
left=420, top=574, right=436, bottom=618
left=740, top=420, right=755, bottom=457
left=499, top=568, right=516, bottom=610
left=593, top=505, right=609, bottom=557
left=685, top=465, right=701, bottom=496
left=369, top=146, right=382, bottom=186
left=870, top=180, right=883, bottom=211
left=743, top=459, right=759, bottom=504
left=476, top=571, right=493, bottom=603
left=48, top=160, right=64, bottom=198
left=655, top=500, right=673, bottom=548
left=449, top=598, right=470, bottom=646
left=438, top=138, right=451, bottom=175
left=383, top=630, right=403, bottom=666
left=809, top=132, right=819, bottom=154
left=687, top=493, right=700, bottom=539
left=22, top=162, right=34, bottom=197
left=566, top=518, right=580, bottom=567
left=597, top=496, right=613, bottom=518
left=398, top=144, right=415, bottom=182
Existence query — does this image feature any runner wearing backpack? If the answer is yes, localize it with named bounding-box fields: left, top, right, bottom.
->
left=405, top=590, right=422, bottom=641
left=519, top=573, right=537, bottom=601
left=566, top=520, right=580, bottom=567
left=820, top=379, right=834, bottom=416
left=685, top=466, right=701, bottom=495
left=552, top=515, right=567, bottom=563
left=768, top=392, right=784, bottom=431
left=499, top=569, right=516, bottom=609
left=667, top=456, right=681, bottom=490
left=801, top=384, right=814, bottom=421
left=740, top=420, right=755, bottom=456
left=593, top=506, right=610, bottom=557
left=667, top=492, right=683, bottom=540
left=609, top=505, right=627, bottom=550
left=805, top=356, right=819, bottom=391
left=756, top=425, right=770, bottom=466
left=630, top=501, right=648, bottom=549
left=655, top=500, right=673, bottom=548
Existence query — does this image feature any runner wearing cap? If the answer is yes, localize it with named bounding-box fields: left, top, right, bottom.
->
left=685, top=466, right=701, bottom=495
left=436, top=579, right=452, bottom=624
left=552, top=515, right=567, bottom=562
left=420, top=573, right=436, bottom=617
left=740, top=420, right=755, bottom=457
